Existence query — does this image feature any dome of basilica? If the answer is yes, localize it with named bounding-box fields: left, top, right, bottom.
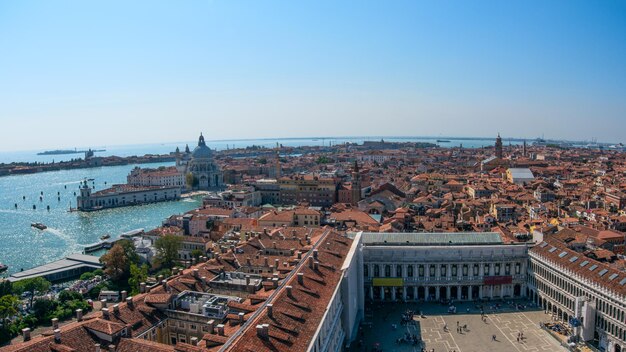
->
left=192, top=133, right=213, bottom=159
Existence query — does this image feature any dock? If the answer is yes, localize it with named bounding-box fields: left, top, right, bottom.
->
left=8, top=254, right=103, bottom=283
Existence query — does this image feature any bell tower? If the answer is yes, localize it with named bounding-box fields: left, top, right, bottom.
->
left=495, top=133, right=503, bottom=159
left=351, top=160, right=361, bottom=205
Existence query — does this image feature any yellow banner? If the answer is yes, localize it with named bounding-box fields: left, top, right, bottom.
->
left=372, top=278, right=404, bottom=287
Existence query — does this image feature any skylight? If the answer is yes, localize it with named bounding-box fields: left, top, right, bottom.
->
left=580, top=261, right=589, bottom=267
left=608, top=273, right=618, bottom=281
left=569, top=256, right=579, bottom=263
left=558, top=251, right=568, bottom=258
left=548, top=247, right=557, bottom=253
left=588, top=264, right=598, bottom=271
left=539, top=242, right=548, bottom=248
left=598, top=269, right=608, bottom=276
left=620, top=278, right=626, bottom=286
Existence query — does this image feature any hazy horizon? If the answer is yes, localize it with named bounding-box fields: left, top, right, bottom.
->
left=1, top=0, right=625, bottom=151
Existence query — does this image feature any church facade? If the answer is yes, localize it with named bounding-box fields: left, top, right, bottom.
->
left=178, top=133, right=224, bottom=191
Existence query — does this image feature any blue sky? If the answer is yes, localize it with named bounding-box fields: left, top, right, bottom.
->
left=0, top=0, right=625, bottom=151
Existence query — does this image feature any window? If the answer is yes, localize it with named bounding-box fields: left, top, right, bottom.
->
left=515, top=263, right=521, bottom=274
left=473, top=265, right=479, bottom=276
left=429, top=265, right=435, bottom=277
left=462, top=265, right=468, bottom=276
left=385, top=265, right=391, bottom=277
left=373, top=265, right=380, bottom=277
left=451, top=265, right=458, bottom=276
left=419, top=265, right=425, bottom=277
left=440, top=265, right=447, bottom=277
left=505, top=264, right=511, bottom=275
left=494, top=264, right=501, bottom=275
left=407, top=265, right=414, bottom=277
left=484, top=264, right=490, bottom=275
left=396, top=265, right=402, bottom=277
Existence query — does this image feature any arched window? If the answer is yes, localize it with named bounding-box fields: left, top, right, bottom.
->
left=396, top=265, right=402, bottom=277
left=407, top=265, right=414, bottom=277
left=373, top=265, right=380, bottom=277
left=385, top=265, right=391, bottom=277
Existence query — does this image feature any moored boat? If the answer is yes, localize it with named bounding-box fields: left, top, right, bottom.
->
left=0, top=263, right=7, bottom=272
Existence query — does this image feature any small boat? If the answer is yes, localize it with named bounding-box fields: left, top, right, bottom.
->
left=437, top=139, right=451, bottom=143
left=100, top=234, right=111, bottom=241
left=0, top=263, right=7, bottom=272
left=31, top=222, right=47, bottom=230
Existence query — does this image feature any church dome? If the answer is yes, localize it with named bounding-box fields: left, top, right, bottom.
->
left=192, top=133, right=213, bottom=159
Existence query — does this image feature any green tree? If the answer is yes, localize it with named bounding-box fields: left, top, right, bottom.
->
left=13, top=277, right=51, bottom=308
left=154, top=235, right=182, bottom=269
left=191, top=249, right=204, bottom=261
left=128, top=263, right=148, bottom=296
left=0, top=281, right=12, bottom=297
left=0, top=295, right=19, bottom=321
left=117, top=239, right=140, bottom=265
left=100, top=243, right=129, bottom=281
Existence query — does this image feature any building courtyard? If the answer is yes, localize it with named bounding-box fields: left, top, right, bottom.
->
left=350, top=299, right=567, bottom=352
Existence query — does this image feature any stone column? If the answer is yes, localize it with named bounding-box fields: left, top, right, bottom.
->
left=479, top=286, right=483, bottom=299
left=468, top=286, right=472, bottom=300
left=402, top=287, right=407, bottom=301
left=380, top=286, right=385, bottom=300
left=391, top=287, right=396, bottom=301
left=446, top=286, right=451, bottom=300
left=435, top=286, right=440, bottom=300
left=457, top=286, right=462, bottom=300
left=500, top=285, right=504, bottom=299
left=414, top=286, right=418, bottom=301
left=369, top=286, right=374, bottom=300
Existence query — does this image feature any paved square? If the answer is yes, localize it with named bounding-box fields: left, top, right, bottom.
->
left=352, top=300, right=567, bottom=352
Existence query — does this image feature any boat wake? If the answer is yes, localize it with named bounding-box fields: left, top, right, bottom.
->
left=43, top=228, right=79, bottom=251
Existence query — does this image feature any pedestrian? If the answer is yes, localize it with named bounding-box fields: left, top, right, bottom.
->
left=492, top=334, right=496, bottom=341
left=516, top=336, right=519, bottom=342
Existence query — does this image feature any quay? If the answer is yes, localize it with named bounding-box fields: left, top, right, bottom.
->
left=82, top=228, right=145, bottom=254
left=8, top=254, right=102, bottom=283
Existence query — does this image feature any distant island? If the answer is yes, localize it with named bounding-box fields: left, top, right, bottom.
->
left=37, top=149, right=106, bottom=155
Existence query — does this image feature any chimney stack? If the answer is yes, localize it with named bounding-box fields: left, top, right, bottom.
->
left=264, top=257, right=268, bottom=267
left=126, top=296, right=134, bottom=309
left=22, top=328, right=31, bottom=342
left=245, top=275, right=250, bottom=285
left=238, top=312, right=245, bottom=324
left=100, top=299, right=107, bottom=308
left=108, top=345, right=116, bottom=352
left=286, top=285, right=293, bottom=297
left=113, top=304, right=119, bottom=315
left=314, top=261, right=319, bottom=271
left=157, top=274, right=164, bottom=283
left=207, top=320, right=215, bottom=334
left=51, top=318, right=59, bottom=330
left=121, top=290, right=127, bottom=301
left=140, top=282, right=146, bottom=294
left=190, top=337, right=198, bottom=346
left=54, top=329, right=61, bottom=343
left=76, top=308, right=83, bottom=322
left=256, top=325, right=266, bottom=339
left=102, top=308, right=110, bottom=320
left=162, top=280, right=167, bottom=291
left=308, top=257, right=314, bottom=268
left=217, top=324, right=225, bottom=336
left=95, top=343, right=101, bottom=352
left=267, top=304, right=273, bottom=318
left=313, top=249, right=318, bottom=259
left=274, top=258, right=279, bottom=269
left=297, top=272, right=304, bottom=285
left=193, top=269, right=199, bottom=278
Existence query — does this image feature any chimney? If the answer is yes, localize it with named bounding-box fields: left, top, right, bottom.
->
left=54, top=329, right=61, bottom=343
left=108, top=345, right=115, bottom=352
left=256, top=325, right=266, bottom=340
left=51, top=318, right=59, bottom=330
left=193, top=269, right=199, bottom=278
left=272, top=241, right=277, bottom=249
left=113, top=304, right=119, bottom=315
left=22, top=328, right=31, bottom=342
left=245, top=275, right=251, bottom=285
left=217, top=324, right=225, bottom=336
left=274, top=258, right=279, bottom=269
left=121, top=290, right=127, bottom=301
left=267, top=304, right=273, bottom=318
left=100, top=299, right=107, bottom=308
left=286, top=285, right=293, bottom=297
left=207, top=320, right=215, bottom=334
left=308, top=257, right=314, bottom=268
left=158, top=274, right=164, bottom=283
left=313, top=249, right=318, bottom=259
left=297, top=251, right=302, bottom=259
left=264, top=257, right=268, bottom=266
left=94, top=344, right=101, bottom=352
left=297, top=272, right=304, bottom=285
left=238, top=312, right=245, bottom=324
left=201, top=276, right=207, bottom=287
left=76, top=308, right=83, bottom=321
left=263, top=324, right=269, bottom=338
left=190, top=337, right=198, bottom=346
left=272, top=277, right=279, bottom=288
left=126, top=296, right=134, bottom=309
left=314, top=261, right=319, bottom=271
left=139, top=282, right=146, bottom=294
left=246, top=257, right=251, bottom=266
left=102, top=308, right=110, bottom=320
left=162, top=280, right=167, bottom=291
